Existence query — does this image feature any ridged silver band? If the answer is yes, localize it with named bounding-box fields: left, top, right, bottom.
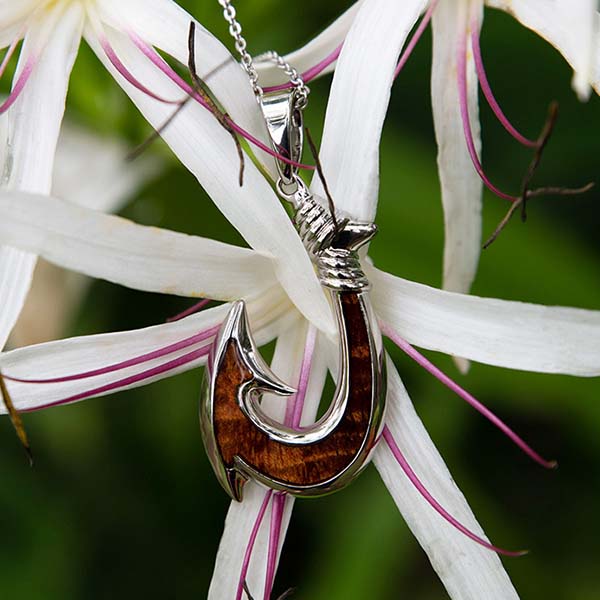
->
left=292, top=189, right=369, bottom=292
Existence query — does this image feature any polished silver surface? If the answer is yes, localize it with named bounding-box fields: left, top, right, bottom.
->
left=201, top=60, right=386, bottom=500
left=260, top=91, right=304, bottom=190
left=200, top=203, right=387, bottom=500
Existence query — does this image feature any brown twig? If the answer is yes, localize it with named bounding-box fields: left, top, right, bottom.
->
left=305, top=127, right=339, bottom=233
left=127, top=97, right=192, bottom=161
left=0, top=371, right=33, bottom=466
left=483, top=102, right=595, bottom=249
left=129, top=22, right=243, bottom=186
left=188, top=22, right=245, bottom=186
left=519, top=101, right=558, bottom=222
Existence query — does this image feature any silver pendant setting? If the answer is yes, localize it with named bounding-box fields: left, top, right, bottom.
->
left=200, top=90, right=386, bottom=501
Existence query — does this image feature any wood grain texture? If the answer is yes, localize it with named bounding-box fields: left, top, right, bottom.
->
left=212, top=292, right=378, bottom=489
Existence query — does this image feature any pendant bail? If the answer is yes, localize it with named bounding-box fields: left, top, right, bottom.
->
left=260, top=90, right=304, bottom=196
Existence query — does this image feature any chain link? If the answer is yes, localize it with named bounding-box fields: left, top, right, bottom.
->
left=254, top=51, right=310, bottom=109
left=217, top=0, right=309, bottom=108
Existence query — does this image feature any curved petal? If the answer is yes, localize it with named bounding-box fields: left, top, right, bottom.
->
left=0, top=287, right=293, bottom=413
left=370, top=266, right=600, bottom=376
left=0, top=191, right=277, bottom=300
left=209, top=324, right=329, bottom=599
left=312, top=0, right=428, bottom=221
left=52, top=123, right=160, bottom=213
left=487, top=0, right=598, bottom=100
left=0, top=3, right=83, bottom=348
left=255, top=2, right=362, bottom=86
left=431, top=0, right=483, bottom=296
left=96, top=0, right=275, bottom=177
left=374, top=362, right=518, bottom=599
left=86, top=29, right=334, bottom=335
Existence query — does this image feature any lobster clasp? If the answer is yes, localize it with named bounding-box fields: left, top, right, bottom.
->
left=260, top=90, right=304, bottom=196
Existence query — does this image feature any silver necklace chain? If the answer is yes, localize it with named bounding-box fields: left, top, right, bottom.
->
left=217, top=0, right=309, bottom=108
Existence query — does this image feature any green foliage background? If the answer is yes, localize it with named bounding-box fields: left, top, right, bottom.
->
left=1, top=2, right=599, bottom=598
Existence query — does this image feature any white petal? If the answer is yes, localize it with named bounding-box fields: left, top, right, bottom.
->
left=209, top=323, right=329, bottom=599
left=487, top=0, right=598, bottom=100
left=431, top=0, right=483, bottom=296
left=87, top=30, right=334, bottom=335
left=0, top=191, right=277, bottom=300
left=370, top=266, right=600, bottom=376
left=0, top=3, right=83, bottom=348
left=0, top=288, right=292, bottom=412
left=255, top=2, right=362, bottom=86
left=52, top=123, right=160, bottom=213
left=96, top=0, right=276, bottom=177
left=313, top=0, right=428, bottom=221
left=0, top=248, right=36, bottom=348
left=374, top=362, right=518, bottom=599
left=0, top=2, right=37, bottom=33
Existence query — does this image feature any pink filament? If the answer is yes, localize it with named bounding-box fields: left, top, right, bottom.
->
left=262, top=43, right=343, bottom=93
left=4, top=325, right=219, bottom=385
left=237, top=326, right=315, bottom=599
left=20, top=345, right=209, bottom=413
left=100, top=36, right=181, bottom=105
left=264, top=493, right=286, bottom=600
left=128, top=32, right=314, bottom=171
left=284, top=325, right=317, bottom=428
left=0, top=54, right=36, bottom=114
left=0, top=35, right=22, bottom=80
left=394, top=0, right=438, bottom=79
left=470, top=19, right=536, bottom=148
left=166, top=299, right=212, bottom=323
left=381, top=323, right=556, bottom=469
left=236, top=490, right=274, bottom=600
left=456, top=27, right=517, bottom=202
left=382, top=426, right=527, bottom=557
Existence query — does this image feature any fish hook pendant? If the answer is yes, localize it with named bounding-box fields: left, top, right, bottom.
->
left=200, top=90, right=386, bottom=501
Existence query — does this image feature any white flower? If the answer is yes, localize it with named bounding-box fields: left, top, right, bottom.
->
left=0, top=0, right=599, bottom=598
left=8, top=121, right=160, bottom=347
left=262, top=0, right=599, bottom=301
left=0, top=0, right=287, bottom=349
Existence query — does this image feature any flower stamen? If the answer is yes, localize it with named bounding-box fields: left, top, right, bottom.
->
left=470, top=19, right=537, bottom=148
left=381, top=323, right=557, bottom=469
left=166, top=299, right=212, bottom=323
left=264, top=492, right=286, bottom=600
left=237, top=490, right=273, bottom=600
left=457, top=27, right=517, bottom=202
left=0, top=53, right=37, bottom=114
left=3, top=325, right=219, bottom=385
left=394, top=0, right=438, bottom=80
left=383, top=426, right=527, bottom=557
left=128, top=31, right=315, bottom=171
left=263, top=44, right=343, bottom=94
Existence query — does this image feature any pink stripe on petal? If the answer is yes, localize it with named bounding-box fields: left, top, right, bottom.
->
left=4, top=325, right=220, bottom=385
left=236, top=490, right=273, bottom=600
left=21, top=345, right=209, bottom=413
left=381, top=323, right=556, bottom=469
left=284, top=325, right=316, bottom=429
left=264, top=492, right=286, bottom=600
left=382, top=426, right=527, bottom=557
left=128, top=32, right=314, bottom=171
left=0, top=34, right=22, bottom=80
left=470, top=17, right=536, bottom=148
left=0, top=54, right=36, bottom=114
left=394, top=0, right=438, bottom=79
left=100, top=35, right=181, bottom=105
left=456, top=27, right=517, bottom=202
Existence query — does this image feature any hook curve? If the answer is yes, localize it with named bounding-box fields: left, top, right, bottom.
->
left=200, top=189, right=386, bottom=501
